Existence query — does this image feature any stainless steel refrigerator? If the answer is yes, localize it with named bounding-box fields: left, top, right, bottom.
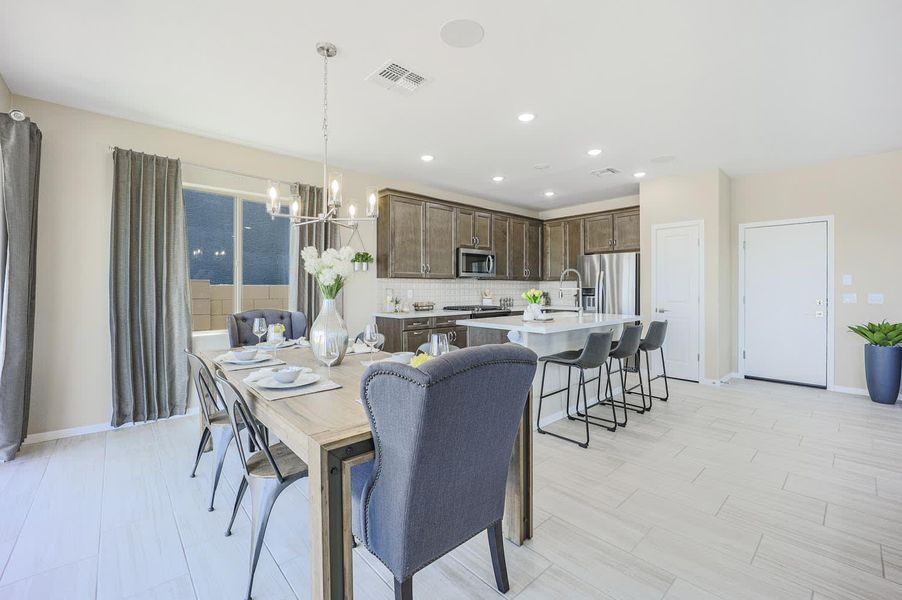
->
left=576, top=253, right=640, bottom=315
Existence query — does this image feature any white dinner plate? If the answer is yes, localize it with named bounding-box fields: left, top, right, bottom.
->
left=255, top=340, right=295, bottom=351
left=255, top=373, right=321, bottom=389
left=221, top=352, right=274, bottom=365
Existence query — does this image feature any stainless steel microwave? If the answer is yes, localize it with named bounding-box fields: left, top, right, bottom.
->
left=457, top=248, right=496, bottom=278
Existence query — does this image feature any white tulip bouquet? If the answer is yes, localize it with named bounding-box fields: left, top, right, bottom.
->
left=301, top=246, right=357, bottom=299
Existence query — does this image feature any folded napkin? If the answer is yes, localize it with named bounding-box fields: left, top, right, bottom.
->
left=215, top=354, right=286, bottom=372
left=247, top=379, right=342, bottom=401
left=345, top=342, right=373, bottom=355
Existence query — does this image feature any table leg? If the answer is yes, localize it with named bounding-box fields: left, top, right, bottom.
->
left=309, top=438, right=375, bottom=600
left=503, top=389, right=533, bottom=545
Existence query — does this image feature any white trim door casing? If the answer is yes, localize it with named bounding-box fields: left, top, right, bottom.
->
left=739, top=216, right=833, bottom=388
left=652, top=221, right=703, bottom=382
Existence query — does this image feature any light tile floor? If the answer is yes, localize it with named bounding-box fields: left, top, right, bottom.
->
left=2, top=378, right=902, bottom=599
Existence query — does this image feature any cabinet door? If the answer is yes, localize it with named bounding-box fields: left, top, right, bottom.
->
left=509, top=219, right=527, bottom=280
left=584, top=214, right=614, bottom=253
left=474, top=212, right=492, bottom=249
left=565, top=218, right=584, bottom=269
left=492, top=215, right=510, bottom=279
left=389, top=196, right=425, bottom=277
left=425, top=203, right=456, bottom=278
left=457, top=208, right=475, bottom=247
left=613, top=209, right=640, bottom=251
left=526, top=222, right=542, bottom=280
left=402, top=328, right=430, bottom=352
left=544, top=222, right=565, bottom=281
left=451, top=326, right=468, bottom=348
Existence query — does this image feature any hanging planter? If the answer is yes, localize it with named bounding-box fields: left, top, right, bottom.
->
left=352, top=251, right=373, bottom=272
left=849, top=321, right=902, bottom=404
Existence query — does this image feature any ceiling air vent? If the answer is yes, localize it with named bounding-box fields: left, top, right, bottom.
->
left=590, top=167, right=622, bottom=177
left=366, top=61, right=429, bottom=94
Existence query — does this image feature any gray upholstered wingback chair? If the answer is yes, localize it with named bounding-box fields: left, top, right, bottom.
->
left=351, top=344, right=538, bottom=600
left=226, top=309, right=306, bottom=347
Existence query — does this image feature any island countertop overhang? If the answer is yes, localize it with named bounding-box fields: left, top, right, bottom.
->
left=456, top=313, right=643, bottom=335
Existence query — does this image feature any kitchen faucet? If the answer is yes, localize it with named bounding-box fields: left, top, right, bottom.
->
left=559, top=268, right=583, bottom=314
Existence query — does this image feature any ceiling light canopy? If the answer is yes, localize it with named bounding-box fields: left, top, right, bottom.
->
left=518, top=113, right=535, bottom=123
left=420, top=154, right=435, bottom=162
left=587, top=148, right=602, bottom=157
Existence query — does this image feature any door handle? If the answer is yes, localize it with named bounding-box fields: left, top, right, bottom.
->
left=657, top=308, right=669, bottom=313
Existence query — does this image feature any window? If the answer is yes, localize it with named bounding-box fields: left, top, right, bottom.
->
left=185, top=189, right=292, bottom=332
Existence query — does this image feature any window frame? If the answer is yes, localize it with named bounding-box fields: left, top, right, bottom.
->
left=184, top=183, right=297, bottom=333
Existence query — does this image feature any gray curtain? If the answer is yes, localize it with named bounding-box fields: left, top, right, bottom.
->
left=0, top=114, right=41, bottom=462
left=290, top=184, right=340, bottom=322
left=110, top=148, right=192, bottom=427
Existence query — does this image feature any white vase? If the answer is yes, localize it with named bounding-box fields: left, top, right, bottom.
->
left=522, top=303, right=543, bottom=321
left=309, top=298, right=349, bottom=366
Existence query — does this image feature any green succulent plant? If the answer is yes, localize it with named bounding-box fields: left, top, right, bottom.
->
left=848, top=321, right=902, bottom=347
left=352, top=251, right=373, bottom=263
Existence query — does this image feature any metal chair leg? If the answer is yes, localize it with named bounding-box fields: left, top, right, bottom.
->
left=190, top=427, right=211, bottom=478
left=209, top=426, right=235, bottom=511
left=487, top=521, right=510, bottom=593
left=225, top=475, right=248, bottom=536
left=537, top=362, right=591, bottom=447
left=659, top=347, right=670, bottom=401
left=246, top=478, right=285, bottom=600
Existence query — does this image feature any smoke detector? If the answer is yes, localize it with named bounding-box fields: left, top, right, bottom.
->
left=366, top=61, right=429, bottom=94
left=590, top=167, right=622, bottom=177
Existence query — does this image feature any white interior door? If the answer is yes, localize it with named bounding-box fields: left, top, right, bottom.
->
left=743, top=220, right=828, bottom=387
left=654, top=223, right=701, bottom=381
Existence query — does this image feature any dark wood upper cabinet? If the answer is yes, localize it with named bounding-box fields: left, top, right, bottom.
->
left=378, top=195, right=425, bottom=278
left=492, top=215, right=510, bottom=279
left=526, top=222, right=542, bottom=280
left=543, top=222, right=565, bottom=281
left=584, top=213, right=614, bottom=253
left=424, top=203, right=456, bottom=278
left=457, top=208, right=492, bottom=249
left=509, top=219, right=527, bottom=280
left=612, top=209, right=640, bottom=251
left=456, top=207, right=474, bottom=247
left=473, top=212, right=492, bottom=249
left=565, top=218, right=583, bottom=271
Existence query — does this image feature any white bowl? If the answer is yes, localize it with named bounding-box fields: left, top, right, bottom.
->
left=271, top=365, right=303, bottom=383
left=232, top=348, right=258, bottom=361
left=389, top=352, right=415, bottom=364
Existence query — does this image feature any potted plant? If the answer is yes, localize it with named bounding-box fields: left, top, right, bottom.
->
left=521, top=288, right=546, bottom=321
left=352, top=251, right=374, bottom=271
left=849, top=321, right=902, bottom=404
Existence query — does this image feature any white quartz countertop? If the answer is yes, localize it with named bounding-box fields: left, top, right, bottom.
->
left=457, top=313, right=642, bottom=334
left=372, top=310, right=470, bottom=320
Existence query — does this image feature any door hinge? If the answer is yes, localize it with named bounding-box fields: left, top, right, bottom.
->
left=742, top=240, right=746, bottom=250
left=697, top=353, right=700, bottom=361
left=742, top=350, right=746, bottom=359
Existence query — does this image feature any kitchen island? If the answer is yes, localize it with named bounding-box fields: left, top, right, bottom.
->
left=456, top=312, right=642, bottom=428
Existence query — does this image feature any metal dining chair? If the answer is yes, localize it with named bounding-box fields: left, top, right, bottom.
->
left=214, top=370, right=309, bottom=600
left=535, top=331, right=618, bottom=448
left=186, top=350, right=243, bottom=511
left=351, top=344, right=538, bottom=600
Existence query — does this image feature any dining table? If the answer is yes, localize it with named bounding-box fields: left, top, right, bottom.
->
left=200, top=345, right=533, bottom=600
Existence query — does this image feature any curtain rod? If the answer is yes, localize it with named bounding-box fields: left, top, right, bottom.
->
left=107, top=145, right=299, bottom=187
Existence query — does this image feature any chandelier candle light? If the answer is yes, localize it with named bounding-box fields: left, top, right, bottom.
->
left=265, top=42, right=379, bottom=228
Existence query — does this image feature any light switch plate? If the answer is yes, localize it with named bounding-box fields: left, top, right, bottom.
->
left=842, top=293, right=857, bottom=304
left=842, top=274, right=853, bottom=286
left=867, top=293, right=885, bottom=305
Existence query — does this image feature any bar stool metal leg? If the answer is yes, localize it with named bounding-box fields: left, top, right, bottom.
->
left=537, top=362, right=590, bottom=448
left=575, top=362, right=619, bottom=432
left=627, top=348, right=670, bottom=408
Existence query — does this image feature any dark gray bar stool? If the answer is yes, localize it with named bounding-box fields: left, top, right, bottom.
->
left=536, top=331, right=619, bottom=448
left=598, top=324, right=646, bottom=416
left=626, top=321, right=669, bottom=410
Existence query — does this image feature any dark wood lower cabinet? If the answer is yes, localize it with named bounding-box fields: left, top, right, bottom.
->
left=376, top=316, right=470, bottom=353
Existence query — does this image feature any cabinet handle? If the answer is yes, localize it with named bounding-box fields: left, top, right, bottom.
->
left=421, top=263, right=425, bottom=273
left=475, top=236, right=479, bottom=245
left=426, top=264, right=430, bottom=273
left=613, top=239, right=617, bottom=247
left=608, top=239, right=613, bottom=246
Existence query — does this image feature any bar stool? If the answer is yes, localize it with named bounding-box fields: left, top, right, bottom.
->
left=599, top=324, right=646, bottom=416
left=626, top=321, right=669, bottom=410
left=535, top=331, right=617, bottom=448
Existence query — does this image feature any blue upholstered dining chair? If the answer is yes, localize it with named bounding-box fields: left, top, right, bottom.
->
left=351, top=343, right=538, bottom=600
left=227, top=309, right=307, bottom=347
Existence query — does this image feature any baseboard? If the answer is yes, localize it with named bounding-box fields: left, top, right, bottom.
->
left=23, top=407, right=199, bottom=445
left=829, top=385, right=902, bottom=401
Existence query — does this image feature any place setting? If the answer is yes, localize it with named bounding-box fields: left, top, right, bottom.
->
left=242, top=364, right=341, bottom=401
left=214, top=347, right=286, bottom=372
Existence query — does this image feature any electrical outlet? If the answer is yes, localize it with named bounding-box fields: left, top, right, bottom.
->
left=842, top=293, right=857, bottom=304
left=867, top=293, right=885, bottom=305
left=842, top=274, right=853, bottom=286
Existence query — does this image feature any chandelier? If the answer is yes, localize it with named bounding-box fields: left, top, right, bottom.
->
left=264, top=42, right=378, bottom=228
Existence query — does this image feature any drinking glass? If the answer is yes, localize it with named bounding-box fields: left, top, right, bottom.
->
left=252, top=318, right=267, bottom=346
left=363, top=323, right=380, bottom=365
left=320, top=336, right=341, bottom=380
left=429, top=333, right=450, bottom=357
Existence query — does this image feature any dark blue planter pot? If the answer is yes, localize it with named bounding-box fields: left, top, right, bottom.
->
left=864, top=344, right=902, bottom=404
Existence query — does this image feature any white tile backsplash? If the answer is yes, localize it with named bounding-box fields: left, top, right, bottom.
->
left=376, top=279, right=547, bottom=311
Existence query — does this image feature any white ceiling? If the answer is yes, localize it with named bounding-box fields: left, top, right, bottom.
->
left=3, top=0, right=901, bottom=209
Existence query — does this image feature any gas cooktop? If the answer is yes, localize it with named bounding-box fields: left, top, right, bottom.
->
left=443, top=304, right=503, bottom=312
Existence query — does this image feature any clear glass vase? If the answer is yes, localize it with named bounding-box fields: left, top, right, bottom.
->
left=310, top=298, right=349, bottom=366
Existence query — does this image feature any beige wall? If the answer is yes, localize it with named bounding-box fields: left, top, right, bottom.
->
left=17, top=95, right=535, bottom=435
left=639, top=169, right=733, bottom=381
left=0, top=73, right=10, bottom=112
left=731, top=150, right=902, bottom=390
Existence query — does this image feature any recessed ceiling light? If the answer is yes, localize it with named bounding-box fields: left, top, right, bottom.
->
left=492, top=175, right=504, bottom=182
left=544, top=191, right=555, bottom=197
left=587, top=148, right=602, bottom=157
left=518, top=113, right=535, bottom=123
left=420, top=155, right=434, bottom=162
left=633, top=171, right=646, bottom=178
